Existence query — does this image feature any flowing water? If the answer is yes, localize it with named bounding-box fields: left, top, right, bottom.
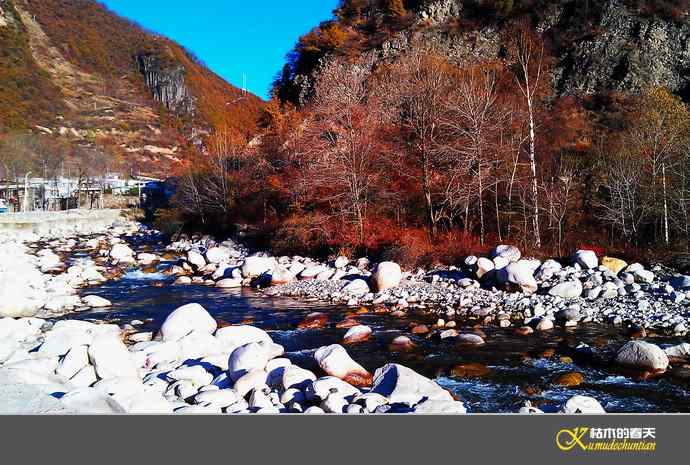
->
left=62, top=243, right=690, bottom=413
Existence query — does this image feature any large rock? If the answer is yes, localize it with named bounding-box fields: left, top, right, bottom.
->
left=205, top=247, right=231, bottom=264
left=215, top=325, right=272, bottom=351
left=343, top=325, right=372, bottom=344
left=560, top=395, right=605, bottom=414
left=341, top=279, right=370, bottom=296
left=371, top=363, right=453, bottom=405
left=0, top=369, right=74, bottom=414
left=476, top=257, right=495, bottom=279
left=373, top=262, right=402, bottom=291
left=413, top=399, right=467, bottom=414
left=548, top=280, right=583, bottom=299
left=159, top=303, right=217, bottom=342
left=88, top=335, right=139, bottom=380
left=228, top=342, right=270, bottom=380
left=601, top=257, right=628, bottom=275
left=574, top=250, right=598, bottom=269
left=314, top=344, right=372, bottom=387
left=60, top=388, right=127, bottom=414
left=491, top=245, right=521, bottom=263
left=270, top=266, right=295, bottom=286
left=241, top=256, right=275, bottom=278
left=55, top=345, right=89, bottom=380
left=82, top=295, right=112, bottom=308
left=109, top=243, right=134, bottom=262
left=614, top=341, right=669, bottom=372
left=497, top=261, right=538, bottom=294
left=305, top=376, right=360, bottom=401
left=186, top=250, right=206, bottom=269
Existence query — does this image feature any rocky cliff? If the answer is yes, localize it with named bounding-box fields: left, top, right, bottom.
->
left=137, top=53, right=196, bottom=116
left=556, top=1, right=690, bottom=98
left=283, top=0, right=690, bottom=104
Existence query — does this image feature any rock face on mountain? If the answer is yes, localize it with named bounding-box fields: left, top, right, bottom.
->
left=137, top=54, right=196, bottom=116
left=556, top=1, right=690, bottom=97
left=285, top=0, right=690, bottom=105
left=0, top=0, right=264, bottom=176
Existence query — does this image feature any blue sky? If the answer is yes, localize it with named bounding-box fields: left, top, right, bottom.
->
left=100, top=0, right=340, bottom=99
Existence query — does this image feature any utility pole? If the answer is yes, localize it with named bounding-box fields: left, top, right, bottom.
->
left=23, top=172, right=32, bottom=213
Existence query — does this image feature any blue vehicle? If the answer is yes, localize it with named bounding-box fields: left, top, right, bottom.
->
left=0, top=199, right=8, bottom=214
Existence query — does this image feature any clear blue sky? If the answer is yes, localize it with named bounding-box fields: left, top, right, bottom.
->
left=100, top=0, right=340, bottom=100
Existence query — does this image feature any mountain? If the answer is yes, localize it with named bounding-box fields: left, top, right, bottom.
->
left=275, top=0, right=690, bottom=105
left=0, top=0, right=264, bottom=176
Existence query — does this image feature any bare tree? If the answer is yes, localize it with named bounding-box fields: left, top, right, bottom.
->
left=377, top=47, right=452, bottom=237
left=512, top=23, right=545, bottom=248
left=298, top=58, right=387, bottom=245
left=443, top=66, right=505, bottom=245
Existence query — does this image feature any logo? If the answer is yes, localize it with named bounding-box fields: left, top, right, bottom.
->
left=556, top=426, right=657, bottom=452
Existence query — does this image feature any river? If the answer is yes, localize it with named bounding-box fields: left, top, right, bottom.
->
left=56, top=238, right=690, bottom=413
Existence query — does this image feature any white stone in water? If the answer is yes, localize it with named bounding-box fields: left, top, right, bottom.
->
left=281, top=365, right=317, bottom=391
left=205, top=247, right=231, bottom=264
left=159, top=303, right=217, bottom=342
left=81, top=295, right=112, bottom=308
left=413, top=399, right=467, bottom=414
left=67, top=365, right=97, bottom=388
left=194, top=389, right=239, bottom=408
left=615, top=341, right=669, bottom=372
left=216, top=278, right=243, bottom=288
left=234, top=370, right=269, bottom=397
left=60, top=388, right=127, bottom=414
left=266, top=358, right=292, bottom=387
left=314, top=344, right=370, bottom=385
left=560, top=395, right=606, bottom=414
left=371, top=364, right=453, bottom=406
left=281, top=388, right=306, bottom=408
left=304, top=406, right=325, bottom=414
left=186, top=250, right=206, bottom=269
left=55, top=345, right=89, bottom=380
left=241, top=256, right=275, bottom=278
left=456, top=333, right=485, bottom=345
left=88, top=334, right=139, bottom=380
left=179, top=332, right=223, bottom=360
left=270, top=266, right=295, bottom=286
left=305, top=376, right=360, bottom=402
left=248, top=387, right=273, bottom=410
left=343, top=325, right=372, bottom=343
left=665, top=343, right=690, bottom=358
left=536, top=318, right=554, bottom=331
left=137, top=253, right=159, bottom=265
left=121, top=391, right=173, bottom=414
left=321, top=394, right=348, bottom=413
left=174, top=276, right=192, bottom=285
left=228, top=342, right=270, bottom=380
left=109, top=243, right=134, bottom=261
left=215, top=325, right=272, bottom=351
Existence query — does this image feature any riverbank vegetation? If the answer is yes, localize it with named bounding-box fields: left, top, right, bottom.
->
left=167, top=3, right=690, bottom=269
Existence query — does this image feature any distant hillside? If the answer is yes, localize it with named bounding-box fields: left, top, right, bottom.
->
left=0, top=0, right=264, bottom=176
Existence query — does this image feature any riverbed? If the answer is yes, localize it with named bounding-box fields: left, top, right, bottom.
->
left=69, top=261, right=690, bottom=413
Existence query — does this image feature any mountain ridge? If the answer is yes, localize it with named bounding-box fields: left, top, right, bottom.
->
left=0, top=0, right=264, bottom=176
